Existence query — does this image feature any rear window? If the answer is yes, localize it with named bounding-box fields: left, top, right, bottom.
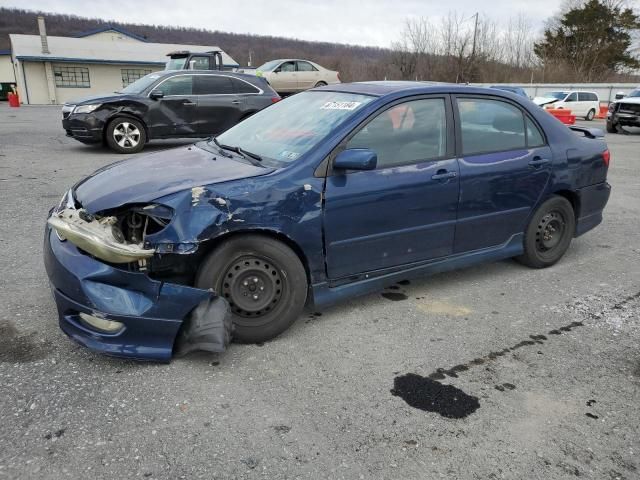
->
left=232, top=78, right=260, bottom=94
left=194, top=75, right=234, bottom=95
left=458, top=98, right=525, bottom=155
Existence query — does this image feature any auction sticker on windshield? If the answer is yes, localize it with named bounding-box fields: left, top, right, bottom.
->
left=320, top=101, right=362, bottom=110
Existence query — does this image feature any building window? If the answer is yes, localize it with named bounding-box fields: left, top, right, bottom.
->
left=121, top=68, right=153, bottom=87
left=53, top=66, right=90, bottom=88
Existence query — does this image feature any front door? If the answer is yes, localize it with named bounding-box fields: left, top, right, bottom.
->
left=193, top=74, right=244, bottom=136
left=323, top=96, right=459, bottom=279
left=147, top=75, right=198, bottom=137
left=453, top=96, right=552, bottom=253
left=272, top=61, right=297, bottom=92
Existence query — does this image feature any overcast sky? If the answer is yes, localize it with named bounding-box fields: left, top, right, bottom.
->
left=6, top=0, right=569, bottom=47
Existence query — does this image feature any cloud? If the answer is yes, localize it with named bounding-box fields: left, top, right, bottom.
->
left=6, top=0, right=563, bottom=47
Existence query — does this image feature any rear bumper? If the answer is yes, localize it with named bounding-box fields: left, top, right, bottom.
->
left=44, top=225, right=213, bottom=361
left=575, top=181, right=611, bottom=237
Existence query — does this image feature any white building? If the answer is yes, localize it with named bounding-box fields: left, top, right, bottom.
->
left=0, top=48, right=17, bottom=100
left=8, top=19, right=239, bottom=105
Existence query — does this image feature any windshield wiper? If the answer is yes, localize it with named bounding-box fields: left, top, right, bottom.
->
left=211, top=138, right=264, bottom=167
left=237, top=147, right=263, bottom=163
left=211, top=137, right=233, bottom=158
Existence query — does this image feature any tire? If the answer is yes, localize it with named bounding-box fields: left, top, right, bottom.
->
left=606, top=120, right=617, bottom=134
left=585, top=109, right=595, bottom=121
left=516, top=196, right=576, bottom=269
left=105, top=117, right=146, bottom=154
left=314, top=81, right=327, bottom=88
left=195, top=235, right=308, bottom=343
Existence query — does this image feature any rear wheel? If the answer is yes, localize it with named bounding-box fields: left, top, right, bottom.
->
left=195, top=235, right=308, bottom=343
left=585, top=109, right=596, bottom=121
left=105, top=117, right=146, bottom=154
left=314, top=81, right=327, bottom=88
left=516, top=196, right=575, bottom=269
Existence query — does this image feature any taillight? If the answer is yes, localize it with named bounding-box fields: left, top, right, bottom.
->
left=271, top=97, right=280, bottom=103
left=602, top=149, right=610, bottom=167
left=337, top=72, right=341, bottom=82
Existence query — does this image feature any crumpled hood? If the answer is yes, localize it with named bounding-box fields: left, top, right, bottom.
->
left=74, top=144, right=275, bottom=213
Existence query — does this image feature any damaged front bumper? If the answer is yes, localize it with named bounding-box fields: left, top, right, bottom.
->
left=43, top=225, right=232, bottom=361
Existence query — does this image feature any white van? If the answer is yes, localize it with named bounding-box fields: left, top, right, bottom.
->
left=533, top=91, right=600, bottom=120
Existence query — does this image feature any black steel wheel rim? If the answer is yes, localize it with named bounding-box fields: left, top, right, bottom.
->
left=535, top=210, right=566, bottom=252
left=221, top=256, right=284, bottom=319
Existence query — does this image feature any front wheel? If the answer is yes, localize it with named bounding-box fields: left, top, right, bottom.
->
left=606, top=120, right=617, bottom=133
left=195, top=235, right=308, bottom=343
left=516, top=196, right=576, bottom=269
left=585, top=109, right=596, bottom=121
left=105, top=117, right=146, bottom=154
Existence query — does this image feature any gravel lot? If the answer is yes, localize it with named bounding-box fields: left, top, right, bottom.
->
left=0, top=105, right=639, bottom=480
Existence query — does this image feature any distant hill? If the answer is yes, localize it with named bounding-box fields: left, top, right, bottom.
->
left=0, top=8, right=392, bottom=81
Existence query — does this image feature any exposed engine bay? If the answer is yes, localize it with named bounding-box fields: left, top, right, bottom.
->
left=47, top=203, right=172, bottom=264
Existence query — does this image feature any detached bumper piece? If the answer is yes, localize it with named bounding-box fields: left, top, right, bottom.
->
left=44, top=226, right=232, bottom=361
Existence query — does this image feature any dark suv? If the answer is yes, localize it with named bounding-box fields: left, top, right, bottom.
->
left=62, top=71, right=280, bottom=153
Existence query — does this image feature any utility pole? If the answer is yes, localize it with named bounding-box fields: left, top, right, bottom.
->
left=470, top=12, right=479, bottom=60
left=468, top=12, right=479, bottom=83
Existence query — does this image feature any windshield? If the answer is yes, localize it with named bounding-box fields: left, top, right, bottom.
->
left=546, top=91, right=568, bottom=100
left=628, top=89, right=640, bottom=98
left=257, top=60, right=281, bottom=72
left=119, top=72, right=163, bottom=94
left=213, top=91, right=375, bottom=166
left=166, top=58, right=187, bottom=70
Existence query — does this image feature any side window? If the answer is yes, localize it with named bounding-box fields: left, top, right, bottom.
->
left=158, top=76, right=193, bottom=96
left=590, top=93, right=599, bottom=102
left=193, top=75, right=234, bottom=95
left=566, top=93, right=577, bottom=102
left=278, top=62, right=296, bottom=72
left=525, top=117, right=545, bottom=148
left=458, top=98, right=525, bottom=155
left=189, top=56, right=210, bottom=70
left=346, top=98, right=447, bottom=169
left=297, top=61, right=317, bottom=72
left=232, top=78, right=259, bottom=94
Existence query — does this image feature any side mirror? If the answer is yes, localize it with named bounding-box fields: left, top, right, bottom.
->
left=334, top=149, right=377, bottom=171
left=149, top=90, right=164, bottom=100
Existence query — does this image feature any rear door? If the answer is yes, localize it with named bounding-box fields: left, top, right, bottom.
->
left=296, top=61, right=320, bottom=89
left=147, top=74, right=198, bottom=137
left=453, top=96, right=552, bottom=253
left=323, top=96, right=459, bottom=279
left=193, top=75, right=243, bottom=135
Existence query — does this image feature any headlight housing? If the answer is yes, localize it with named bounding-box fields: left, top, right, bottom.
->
left=73, top=104, right=101, bottom=114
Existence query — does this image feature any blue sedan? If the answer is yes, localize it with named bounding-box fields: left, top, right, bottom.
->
left=45, top=81, right=611, bottom=361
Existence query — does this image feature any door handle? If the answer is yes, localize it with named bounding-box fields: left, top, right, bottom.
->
left=431, top=170, right=457, bottom=181
left=231, top=100, right=242, bottom=104
left=182, top=101, right=196, bottom=106
left=528, top=157, right=550, bottom=168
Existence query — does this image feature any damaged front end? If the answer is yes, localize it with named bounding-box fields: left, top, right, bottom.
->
left=44, top=192, right=233, bottom=361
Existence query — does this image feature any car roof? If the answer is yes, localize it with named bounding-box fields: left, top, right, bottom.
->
left=163, top=69, right=260, bottom=82
left=318, top=81, right=521, bottom=99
